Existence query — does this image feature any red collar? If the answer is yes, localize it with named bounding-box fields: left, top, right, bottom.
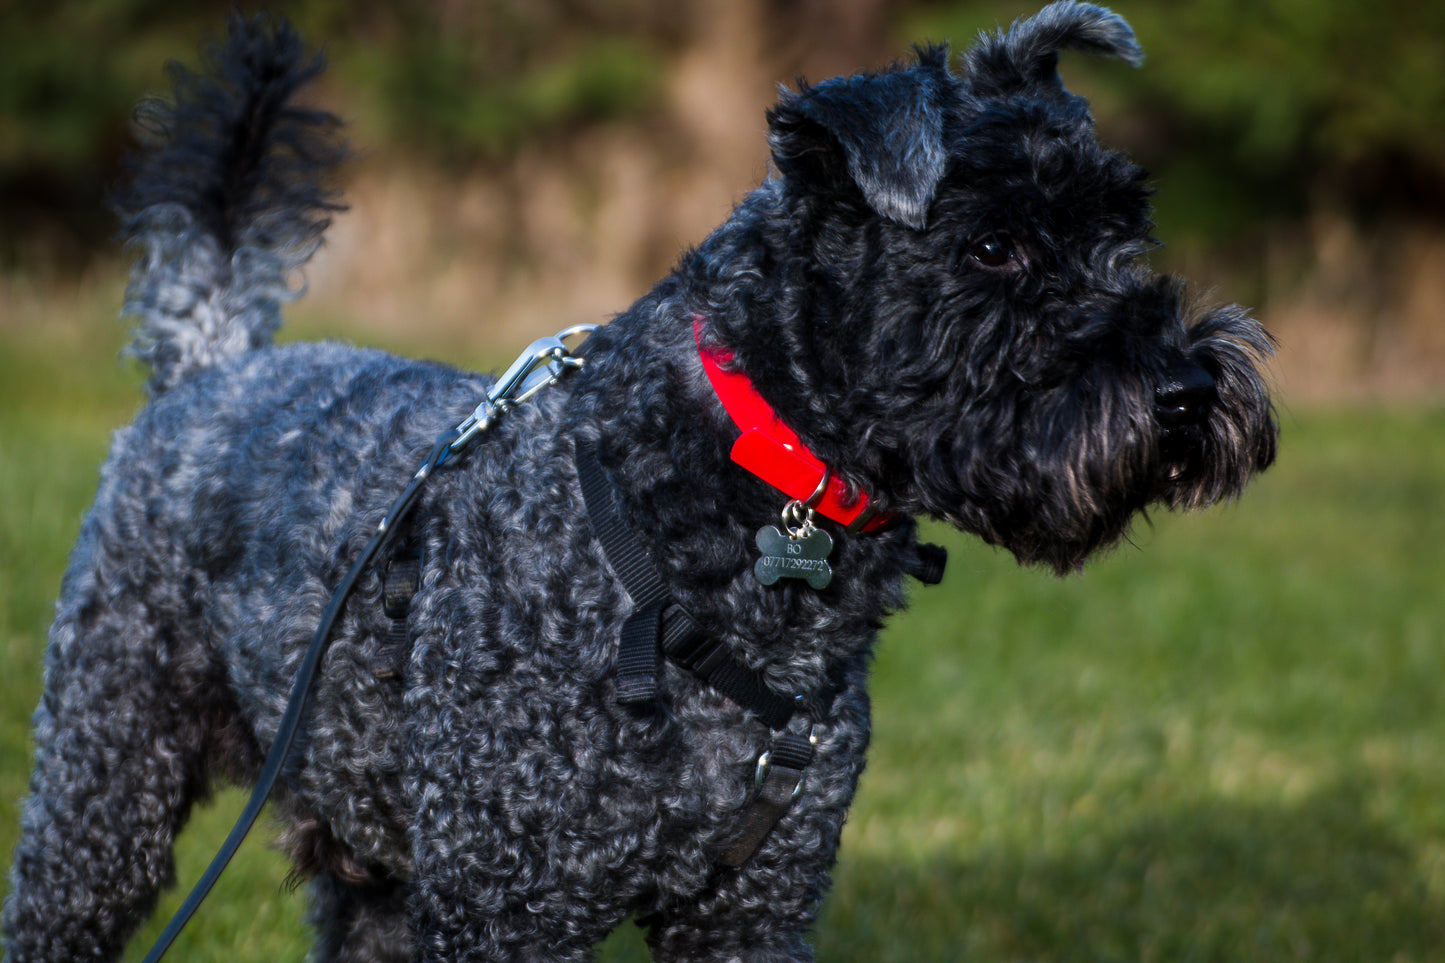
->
left=694, top=320, right=892, bottom=533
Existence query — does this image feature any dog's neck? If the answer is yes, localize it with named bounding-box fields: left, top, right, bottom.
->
left=692, top=317, right=892, bottom=534
left=560, top=300, right=921, bottom=681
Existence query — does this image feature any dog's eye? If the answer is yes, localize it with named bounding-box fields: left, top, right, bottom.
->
left=968, top=232, right=1018, bottom=269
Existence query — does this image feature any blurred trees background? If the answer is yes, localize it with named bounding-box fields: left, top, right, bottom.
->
left=4, top=0, right=1443, bottom=401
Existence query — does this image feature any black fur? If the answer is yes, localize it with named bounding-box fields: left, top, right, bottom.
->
left=5, top=5, right=1275, bottom=961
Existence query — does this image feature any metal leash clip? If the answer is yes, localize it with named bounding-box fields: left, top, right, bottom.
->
left=449, top=324, right=597, bottom=456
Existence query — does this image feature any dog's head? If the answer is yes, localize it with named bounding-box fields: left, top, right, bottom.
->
left=702, top=1, right=1276, bottom=573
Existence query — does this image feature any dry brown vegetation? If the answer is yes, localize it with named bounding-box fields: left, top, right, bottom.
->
left=5, top=0, right=1442, bottom=405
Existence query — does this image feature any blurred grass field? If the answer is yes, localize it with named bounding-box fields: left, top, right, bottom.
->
left=2, top=281, right=1443, bottom=961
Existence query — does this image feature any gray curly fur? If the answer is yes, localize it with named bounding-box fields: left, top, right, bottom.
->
left=4, top=5, right=1276, bottom=961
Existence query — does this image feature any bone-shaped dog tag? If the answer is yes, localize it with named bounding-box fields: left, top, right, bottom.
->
left=753, top=525, right=834, bottom=589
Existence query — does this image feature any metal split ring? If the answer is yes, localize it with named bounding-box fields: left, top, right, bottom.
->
left=780, top=467, right=830, bottom=538
left=804, top=465, right=831, bottom=509
left=779, top=501, right=815, bottom=538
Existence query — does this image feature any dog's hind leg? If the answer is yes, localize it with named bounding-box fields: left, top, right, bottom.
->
left=2, top=538, right=225, bottom=961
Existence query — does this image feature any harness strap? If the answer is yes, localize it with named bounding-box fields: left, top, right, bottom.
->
left=575, top=435, right=819, bottom=864
left=661, top=605, right=795, bottom=731
left=373, top=542, right=422, bottom=680
left=719, top=729, right=816, bottom=866
left=575, top=436, right=797, bottom=730
left=574, top=436, right=669, bottom=703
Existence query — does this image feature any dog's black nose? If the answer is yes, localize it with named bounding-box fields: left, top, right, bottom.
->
left=1155, top=360, right=1216, bottom=429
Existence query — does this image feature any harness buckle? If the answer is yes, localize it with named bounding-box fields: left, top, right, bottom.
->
left=754, top=724, right=819, bottom=801
left=721, top=724, right=820, bottom=866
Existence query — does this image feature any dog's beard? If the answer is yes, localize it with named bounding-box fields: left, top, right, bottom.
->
left=883, top=306, right=1276, bottom=574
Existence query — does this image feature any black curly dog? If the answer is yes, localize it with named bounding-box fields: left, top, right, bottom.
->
left=4, top=5, right=1276, bottom=960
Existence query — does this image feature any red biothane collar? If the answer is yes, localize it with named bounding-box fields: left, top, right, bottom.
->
left=694, top=319, right=893, bottom=533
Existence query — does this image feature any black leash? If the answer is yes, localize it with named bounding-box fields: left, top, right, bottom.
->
left=141, top=428, right=454, bottom=963
left=140, top=328, right=592, bottom=963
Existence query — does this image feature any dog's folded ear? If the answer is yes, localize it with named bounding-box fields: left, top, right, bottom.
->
left=767, top=46, right=952, bottom=231
left=964, top=1, right=1143, bottom=97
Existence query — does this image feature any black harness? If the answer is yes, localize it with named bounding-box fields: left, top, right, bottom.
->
left=372, top=541, right=422, bottom=681
left=574, top=436, right=826, bottom=865
left=375, top=436, right=945, bottom=865
left=374, top=437, right=830, bottom=865
left=574, top=437, right=806, bottom=728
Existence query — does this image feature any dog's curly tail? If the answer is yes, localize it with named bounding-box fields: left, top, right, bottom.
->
left=113, top=13, right=347, bottom=395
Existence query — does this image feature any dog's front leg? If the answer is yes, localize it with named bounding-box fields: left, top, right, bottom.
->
left=640, top=829, right=841, bottom=963
left=406, top=810, right=630, bottom=962
left=640, top=726, right=864, bottom=963
left=402, top=691, right=641, bottom=962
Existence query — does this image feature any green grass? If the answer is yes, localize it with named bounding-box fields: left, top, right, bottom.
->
left=818, top=407, right=1445, bottom=961
left=2, top=291, right=1443, bottom=961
